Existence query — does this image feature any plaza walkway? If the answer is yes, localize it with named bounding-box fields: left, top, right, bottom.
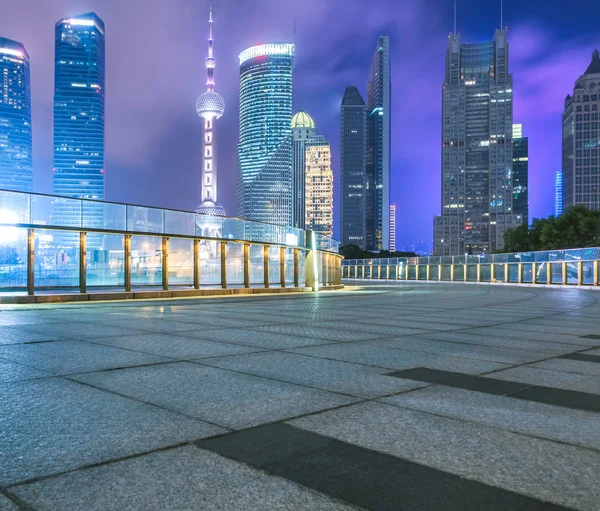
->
left=1, top=283, right=599, bottom=510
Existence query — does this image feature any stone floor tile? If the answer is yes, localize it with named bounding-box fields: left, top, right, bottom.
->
left=0, top=359, right=51, bottom=383
left=491, top=365, right=600, bottom=394
left=531, top=357, right=600, bottom=377
left=182, top=328, right=332, bottom=349
left=23, top=322, right=147, bottom=340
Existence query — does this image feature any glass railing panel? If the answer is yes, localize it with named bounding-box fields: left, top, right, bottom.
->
left=418, top=265, right=428, bottom=280
left=493, top=264, right=505, bottom=282
left=480, top=264, right=491, bottom=282
left=169, top=238, right=194, bottom=287
left=100, top=202, right=127, bottom=231
left=298, top=249, right=307, bottom=286
left=441, top=265, right=451, bottom=281
left=536, top=263, right=548, bottom=284
left=0, top=225, right=27, bottom=290
left=507, top=263, right=520, bottom=283
left=127, top=206, right=164, bottom=234
left=226, top=242, right=244, bottom=287
left=549, top=263, right=562, bottom=284
left=453, top=256, right=465, bottom=265
left=522, top=263, right=533, bottom=283
left=0, top=190, right=30, bottom=224
left=285, top=248, right=295, bottom=286
left=269, top=246, right=281, bottom=286
left=582, top=261, right=595, bottom=285
left=200, top=239, right=221, bottom=287
left=86, top=233, right=125, bottom=288
left=466, top=265, right=478, bottom=282
left=429, top=264, right=439, bottom=280
left=407, top=265, right=416, bottom=280
left=35, top=229, right=80, bottom=288
left=453, top=264, right=464, bottom=281
left=249, top=245, right=264, bottom=285
left=165, top=210, right=195, bottom=237
left=130, top=236, right=162, bottom=287
left=428, top=256, right=440, bottom=265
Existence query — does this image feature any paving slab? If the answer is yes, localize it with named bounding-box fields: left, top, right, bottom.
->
left=83, top=333, right=261, bottom=360
left=288, top=344, right=509, bottom=374
left=247, top=324, right=399, bottom=342
left=531, top=357, right=600, bottom=377
left=182, top=328, right=333, bottom=349
left=22, top=322, right=147, bottom=340
left=382, top=386, right=600, bottom=450
left=0, top=378, right=225, bottom=485
left=0, top=326, right=71, bottom=345
left=492, top=365, right=600, bottom=394
left=0, top=494, right=19, bottom=511
left=73, top=362, right=357, bottom=429
left=11, top=446, right=353, bottom=511
left=0, top=340, right=169, bottom=375
left=466, top=326, right=600, bottom=346
left=290, top=401, right=600, bottom=510
left=198, top=351, right=427, bottom=398
left=0, top=359, right=51, bottom=383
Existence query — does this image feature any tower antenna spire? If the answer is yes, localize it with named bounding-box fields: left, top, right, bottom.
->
left=453, top=0, right=457, bottom=34
left=500, top=0, right=503, bottom=29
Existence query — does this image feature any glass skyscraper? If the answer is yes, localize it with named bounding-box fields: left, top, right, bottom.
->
left=512, top=124, right=529, bottom=226
left=340, top=86, right=367, bottom=249
left=434, top=29, right=521, bottom=255
left=0, top=38, right=32, bottom=193
left=562, top=50, right=600, bottom=211
left=53, top=13, right=105, bottom=235
left=366, top=36, right=391, bottom=251
left=237, top=43, right=294, bottom=226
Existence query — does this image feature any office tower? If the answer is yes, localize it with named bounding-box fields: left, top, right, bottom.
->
left=340, top=86, right=367, bottom=248
left=305, top=143, right=333, bottom=237
left=555, top=171, right=563, bottom=216
left=389, top=203, right=396, bottom=252
left=434, top=28, right=521, bottom=255
left=195, top=0, right=226, bottom=234
left=512, top=124, right=529, bottom=225
left=562, top=50, right=600, bottom=211
left=53, top=13, right=105, bottom=235
left=237, top=43, right=294, bottom=226
left=366, top=36, right=391, bottom=251
left=291, top=109, right=316, bottom=229
left=0, top=38, right=32, bottom=193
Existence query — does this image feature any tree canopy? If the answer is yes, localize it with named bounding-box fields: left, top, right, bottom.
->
left=340, top=244, right=417, bottom=259
left=502, top=206, right=600, bottom=253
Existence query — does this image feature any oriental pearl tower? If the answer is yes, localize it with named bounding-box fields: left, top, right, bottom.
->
left=195, top=0, right=226, bottom=234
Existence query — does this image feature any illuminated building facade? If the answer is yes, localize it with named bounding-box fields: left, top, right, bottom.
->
left=562, top=50, right=600, bottom=211
left=195, top=0, right=226, bottom=236
left=434, top=29, right=521, bottom=255
left=237, top=43, right=294, bottom=226
left=389, top=203, right=396, bottom=252
left=366, top=36, right=391, bottom=251
left=305, top=144, right=333, bottom=237
left=0, top=38, right=32, bottom=192
left=555, top=171, right=563, bottom=216
left=512, top=123, right=529, bottom=225
left=340, top=86, right=367, bottom=249
left=53, top=13, right=105, bottom=237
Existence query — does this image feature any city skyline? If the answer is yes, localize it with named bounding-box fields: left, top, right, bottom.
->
left=0, top=0, right=598, bottom=246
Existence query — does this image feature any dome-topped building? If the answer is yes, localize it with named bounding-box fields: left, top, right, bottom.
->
left=291, top=109, right=315, bottom=129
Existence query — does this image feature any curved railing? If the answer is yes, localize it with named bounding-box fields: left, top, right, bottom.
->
left=342, top=248, right=600, bottom=287
left=0, top=189, right=342, bottom=302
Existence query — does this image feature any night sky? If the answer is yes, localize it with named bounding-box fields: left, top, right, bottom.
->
left=1, top=0, right=599, bottom=248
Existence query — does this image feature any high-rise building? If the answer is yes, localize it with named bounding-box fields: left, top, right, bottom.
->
left=195, top=0, right=226, bottom=232
left=366, top=36, right=391, bottom=251
left=237, top=43, right=294, bottom=226
left=555, top=171, right=563, bottom=216
left=562, top=50, right=600, bottom=211
left=434, top=28, right=521, bottom=255
left=389, top=203, right=396, bottom=252
left=305, top=143, right=333, bottom=237
left=512, top=123, right=529, bottom=225
left=53, top=13, right=105, bottom=233
left=0, top=37, right=32, bottom=193
left=292, top=109, right=317, bottom=229
left=340, top=86, right=367, bottom=249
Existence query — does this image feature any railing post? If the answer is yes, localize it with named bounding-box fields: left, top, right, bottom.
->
left=594, top=260, right=599, bottom=287
left=532, top=262, right=537, bottom=285
left=162, top=237, right=169, bottom=291
left=504, top=263, right=509, bottom=283
left=322, top=253, right=327, bottom=286
left=518, top=263, right=523, bottom=284
left=426, top=264, right=430, bottom=281
left=464, top=263, right=468, bottom=282
left=477, top=264, right=481, bottom=283
left=27, top=228, right=35, bottom=296
left=280, top=246, right=286, bottom=288
left=220, top=241, right=227, bottom=289
left=387, top=263, right=391, bottom=280
left=450, top=264, right=455, bottom=282
left=562, top=262, right=567, bottom=286
left=577, top=261, right=583, bottom=286
left=305, top=231, right=319, bottom=291
left=547, top=262, right=552, bottom=285
left=293, top=248, right=299, bottom=287
left=244, top=243, right=250, bottom=289
left=264, top=245, right=270, bottom=288
left=415, top=264, right=419, bottom=281
left=79, top=232, right=87, bottom=294
left=193, top=239, right=200, bottom=289
left=438, top=264, right=442, bottom=281
left=124, top=234, right=131, bottom=292
left=490, top=263, right=496, bottom=282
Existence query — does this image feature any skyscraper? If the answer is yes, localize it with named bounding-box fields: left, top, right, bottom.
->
left=434, top=28, right=521, bottom=255
left=562, top=50, right=600, bottom=211
left=389, top=203, right=396, bottom=252
left=53, top=13, right=105, bottom=232
left=366, top=36, right=391, bottom=251
left=195, top=0, right=226, bottom=230
left=340, top=86, right=367, bottom=249
left=305, top=143, right=333, bottom=237
left=237, top=43, right=294, bottom=226
left=555, top=171, right=563, bottom=217
left=512, top=124, right=529, bottom=225
left=0, top=38, right=32, bottom=193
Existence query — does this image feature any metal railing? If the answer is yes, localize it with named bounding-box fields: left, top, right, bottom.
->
left=0, top=190, right=342, bottom=299
left=342, top=248, right=600, bottom=287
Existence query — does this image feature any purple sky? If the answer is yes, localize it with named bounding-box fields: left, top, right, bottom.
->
left=1, top=0, right=599, bottom=248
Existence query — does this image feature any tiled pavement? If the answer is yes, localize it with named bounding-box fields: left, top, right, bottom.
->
left=0, top=283, right=599, bottom=510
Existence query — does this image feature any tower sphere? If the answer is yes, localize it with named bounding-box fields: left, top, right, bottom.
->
left=196, top=91, right=225, bottom=119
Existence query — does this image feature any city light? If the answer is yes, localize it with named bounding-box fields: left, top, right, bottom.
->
left=238, top=43, right=294, bottom=65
